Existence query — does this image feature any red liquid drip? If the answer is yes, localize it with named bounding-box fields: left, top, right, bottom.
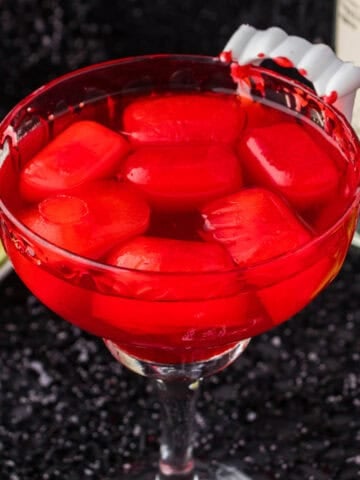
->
left=219, top=50, right=233, bottom=63
left=231, top=63, right=266, bottom=96
left=322, top=90, right=338, bottom=105
left=274, top=56, right=295, bottom=68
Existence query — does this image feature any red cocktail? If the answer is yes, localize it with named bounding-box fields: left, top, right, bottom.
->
left=0, top=55, right=359, bottom=479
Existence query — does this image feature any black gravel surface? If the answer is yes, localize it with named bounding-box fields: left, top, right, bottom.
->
left=1, top=1, right=360, bottom=479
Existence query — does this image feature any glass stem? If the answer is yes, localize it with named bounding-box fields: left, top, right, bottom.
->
left=155, top=377, right=201, bottom=479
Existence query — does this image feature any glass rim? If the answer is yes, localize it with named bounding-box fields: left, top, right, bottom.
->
left=0, top=53, right=360, bottom=277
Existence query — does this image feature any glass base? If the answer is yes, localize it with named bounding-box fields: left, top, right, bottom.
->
left=104, top=339, right=251, bottom=380
left=122, top=461, right=252, bottom=479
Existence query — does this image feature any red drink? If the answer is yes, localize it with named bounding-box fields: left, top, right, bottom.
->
left=0, top=56, right=359, bottom=363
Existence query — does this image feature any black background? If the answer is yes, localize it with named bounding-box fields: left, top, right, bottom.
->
left=0, top=0, right=334, bottom=115
left=1, top=1, right=360, bottom=479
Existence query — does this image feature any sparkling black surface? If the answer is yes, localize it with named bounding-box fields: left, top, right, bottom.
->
left=1, top=1, right=360, bottom=479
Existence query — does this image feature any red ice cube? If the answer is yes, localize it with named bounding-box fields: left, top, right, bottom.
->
left=201, top=187, right=312, bottom=267
left=103, top=236, right=236, bottom=300
left=258, top=256, right=340, bottom=325
left=122, top=93, right=245, bottom=144
left=237, top=122, right=339, bottom=211
left=20, top=120, right=130, bottom=202
left=18, top=180, right=150, bottom=259
left=120, top=144, right=243, bottom=209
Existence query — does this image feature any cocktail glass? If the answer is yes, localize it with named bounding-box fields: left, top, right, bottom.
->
left=0, top=53, right=359, bottom=480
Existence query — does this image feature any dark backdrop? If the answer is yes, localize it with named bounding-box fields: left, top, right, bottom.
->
left=0, top=0, right=334, bottom=114
left=2, top=2, right=360, bottom=480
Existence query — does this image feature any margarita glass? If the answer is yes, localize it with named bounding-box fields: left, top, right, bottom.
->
left=0, top=55, right=359, bottom=479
